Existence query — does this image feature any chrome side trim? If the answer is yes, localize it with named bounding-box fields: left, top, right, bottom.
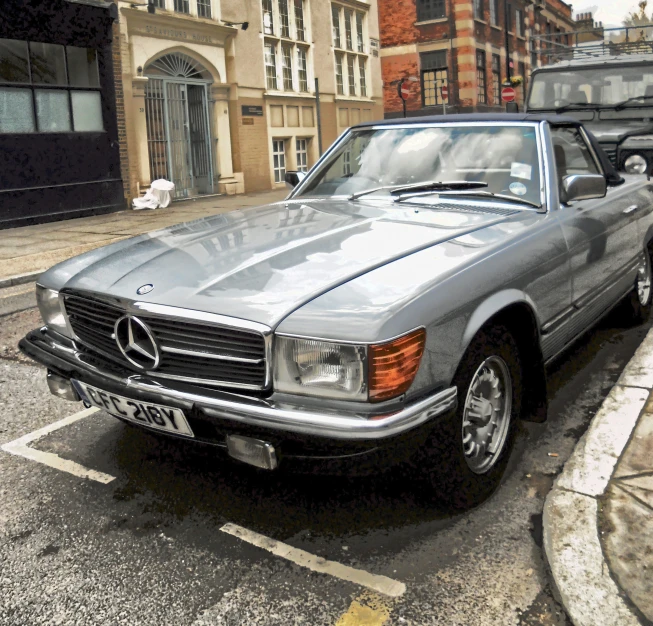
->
left=148, top=371, right=265, bottom=391
left=160, top=345, right=264, bottom=364
left=23, top=330, right=458, bottom=440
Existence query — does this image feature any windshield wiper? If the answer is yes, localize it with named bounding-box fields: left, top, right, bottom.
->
left=555, top=102, right=594, bottom=113
left=394, top=188, right=542, bottom=209
left=348, top=180, right=488, bottom=201
left=613, top=94, right=653, bottom=111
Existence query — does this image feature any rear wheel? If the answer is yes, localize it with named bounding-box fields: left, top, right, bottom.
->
left=421, top=325, right=522, bottom=508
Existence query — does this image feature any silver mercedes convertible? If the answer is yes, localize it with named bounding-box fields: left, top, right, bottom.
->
left=21, top=113, right=653, bottom=504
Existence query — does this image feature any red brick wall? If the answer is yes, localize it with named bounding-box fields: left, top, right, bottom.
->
left=381, top=53, right=420, bottom=114
left=110, top=1, right=130, bottom=206
left=378, top=0, right=419, bottom=47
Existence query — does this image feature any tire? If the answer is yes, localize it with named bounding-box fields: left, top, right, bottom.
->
left=420, top=325, right=523, bottom=509
left=625, top=247, right=653, bottom=323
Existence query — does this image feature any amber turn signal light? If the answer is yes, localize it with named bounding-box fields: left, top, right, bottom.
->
left=369, top=328, right=426, bottom=401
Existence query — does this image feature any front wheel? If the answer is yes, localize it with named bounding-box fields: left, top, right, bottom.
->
left=420, top=325, right=522, bottom=508
left=625, top=249, right=653, bottom=323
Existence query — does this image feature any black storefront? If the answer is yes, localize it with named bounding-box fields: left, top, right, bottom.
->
left=0, top=0, right=124, bottom=229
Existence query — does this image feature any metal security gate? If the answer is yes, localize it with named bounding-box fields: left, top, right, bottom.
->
left=145, top=71, right=214, bottom=200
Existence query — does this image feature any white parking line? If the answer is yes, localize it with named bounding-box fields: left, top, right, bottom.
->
left=1, top=407, right=116, bottom=484
left=220, top=522, right=406, bottom=598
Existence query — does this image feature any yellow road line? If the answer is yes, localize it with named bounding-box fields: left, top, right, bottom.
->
left=335, top=592, right=393, bottom=626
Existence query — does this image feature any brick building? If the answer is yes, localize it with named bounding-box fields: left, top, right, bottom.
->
left=379, top=0, right=575, bottom=117
left=116, top=0, right=383, bottom=201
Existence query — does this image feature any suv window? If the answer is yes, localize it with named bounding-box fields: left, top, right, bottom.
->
left=550, top=126, right=600, bottom=188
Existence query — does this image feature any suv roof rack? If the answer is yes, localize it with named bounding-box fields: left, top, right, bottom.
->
left=532, top=24, right=653, bottom=65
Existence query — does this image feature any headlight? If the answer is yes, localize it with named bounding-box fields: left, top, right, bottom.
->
left=625, top=154, right=648, bottom=175
left=35, top=285, right=69, bottom=336
left=273, top=329, right=426, bottom=402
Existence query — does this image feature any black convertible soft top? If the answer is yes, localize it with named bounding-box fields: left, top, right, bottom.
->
left=353, top=113, right=624, bottom=186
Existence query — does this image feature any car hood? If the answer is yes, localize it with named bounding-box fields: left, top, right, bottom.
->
left=585, top=119, right=653, bottom=143
left=42, top=199, right=520, bottom=328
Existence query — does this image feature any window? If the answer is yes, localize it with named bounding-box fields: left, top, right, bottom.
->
left=492, top=54, right=501, bottom=104
left=279, top=0, right=290, bottom=38
left=265, top=43, right=278, bottom=90
left=417, top=0, right=446, bottom=20
left=356, top=12, right=364, bottom=52
left=507, top=4, right=512, bottom=31
left=518, top=61, right=526, bottom=92
left=151, top=0, right=165, bottom=7
left=474, top=0, right=483, bottom=20
left=282, top=45, right=293, bottom=90
left=359, top=57, right=367, bottom=97
left=296, top=138, right=308, bottom=172
left=173, top=0, right=189, bottom=13
left=551, top=126, right=599, bottom=189
left=515, top=9, right=523, bottom=36
left=420, top=50, right=448, bottom=106
left=263, top=0, right=274, bottom=35
left=335, top=53, right=344, bottom=95
left=197, top=0, right=211, bottom=18
left=477, top=50, right=486, bottom=104
left=344, top=9, right=353, bottom=50
left=490, top=0, right=498, bottom=25
left=294, top=0, right=305, bottom=41
left=298, top=48, right=308, bottom=91
left=273, top=139, right=286, bottom=183
left=332, top=5, right=341, bottom=48
left=346, top=55, right=357, bottom=95
left=0, top=38, right=102, bottom=134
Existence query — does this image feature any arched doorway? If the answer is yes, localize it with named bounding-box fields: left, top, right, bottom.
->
left=144, top=52, right=215, bottom=199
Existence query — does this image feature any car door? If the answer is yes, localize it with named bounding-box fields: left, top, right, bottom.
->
left=553, top=125, right=640, bottom=315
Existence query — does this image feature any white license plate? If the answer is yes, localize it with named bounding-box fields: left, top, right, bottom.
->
left=73, top=381, right=194, bottom=438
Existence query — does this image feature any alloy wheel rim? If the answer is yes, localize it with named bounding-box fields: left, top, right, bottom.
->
left=462, top=356, right=513, bottom=475
left=637, top=255, right=652, bottom=306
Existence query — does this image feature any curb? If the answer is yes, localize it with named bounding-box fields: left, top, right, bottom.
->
left=543, top=327, right=653, bottom=626
left=0, top=271, right=42, bottom=290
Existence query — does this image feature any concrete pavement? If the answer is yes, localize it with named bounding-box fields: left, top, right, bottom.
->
left=544, top=326, right=653, bottom=626
left=0, top=189, right=287, bottom=287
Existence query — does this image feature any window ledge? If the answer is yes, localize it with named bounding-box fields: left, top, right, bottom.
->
left=334, top=96, right=375, bottom=103
left=415, top=17, right=448, bottom=25
left=490, top=24, right=502, bottom=31
left=474, top=18, right=487, bottom=24
left=264, top=91, right=316, bottom=99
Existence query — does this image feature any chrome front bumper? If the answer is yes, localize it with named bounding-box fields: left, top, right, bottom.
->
left=20, top=328, right=457, bottom=441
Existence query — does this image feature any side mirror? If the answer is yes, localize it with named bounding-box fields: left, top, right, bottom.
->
left=562, top=174, right=607, bottom=203
left=284, top=171, right=307, bottom=190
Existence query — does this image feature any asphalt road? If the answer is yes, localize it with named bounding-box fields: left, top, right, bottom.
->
left=0, top=289, right=650, bottom=626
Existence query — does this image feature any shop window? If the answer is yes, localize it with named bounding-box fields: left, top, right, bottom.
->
left=273, top=139, right=287, bottom=183
left=492, top=54, right=501, bottom=104
left=296, top=138, right=308, bottom=172
left=297, top=48, right=308, bottom=92
left=0, top=38, right=102, bottom=134
left=477, top=50, right=486, bottom=104
left=417, top=0, right=445, bottom=21
left=174, top=0, right=189, bottom=14
left=0, top=88, right=34, bottom=132
left=421, top=50, right=447, bottom=106
left=197, top=0, right=211, bottom=18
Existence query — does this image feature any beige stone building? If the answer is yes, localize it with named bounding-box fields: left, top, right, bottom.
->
left=116, top=0, right=383, bottom=202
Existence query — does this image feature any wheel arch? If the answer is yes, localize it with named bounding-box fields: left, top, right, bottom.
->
left=459, top=290, right=548, bottom=423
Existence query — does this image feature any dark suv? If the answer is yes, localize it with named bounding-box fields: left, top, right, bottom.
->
left=526, top=54, right=653, bottom=175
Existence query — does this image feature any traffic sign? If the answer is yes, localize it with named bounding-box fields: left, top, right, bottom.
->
left=501, top=86, right=516, bottom=102
left=398, top=80, right=410, bottom=101
left=441, top=84, right=449, bottom=101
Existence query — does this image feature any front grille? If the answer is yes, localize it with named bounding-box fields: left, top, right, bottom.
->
left=601, top=144, right=618, bottom=167
left=63, top=293, right=268, bottom=390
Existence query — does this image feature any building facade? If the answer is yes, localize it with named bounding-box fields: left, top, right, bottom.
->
left=379, top=0, right=574, bottom=117
left=0, top=0, right=126, bottom=228
left=117, top=0, right=383, bottom=201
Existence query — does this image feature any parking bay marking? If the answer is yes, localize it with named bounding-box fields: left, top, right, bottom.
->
left=220, top=523, right=406, bottom=598
left=1, top=407, right=116, bottom=484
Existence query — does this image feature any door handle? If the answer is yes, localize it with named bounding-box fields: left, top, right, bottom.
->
left=623, top=205, right=640, bottom=215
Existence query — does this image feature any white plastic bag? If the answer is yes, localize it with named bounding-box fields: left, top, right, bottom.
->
left=133, top=179, right=175, bottom=210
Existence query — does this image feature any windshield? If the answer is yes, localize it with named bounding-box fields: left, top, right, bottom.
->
left=528, top=65, right=653, bottom=109
left=297, top=125, right=542, bottom=207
